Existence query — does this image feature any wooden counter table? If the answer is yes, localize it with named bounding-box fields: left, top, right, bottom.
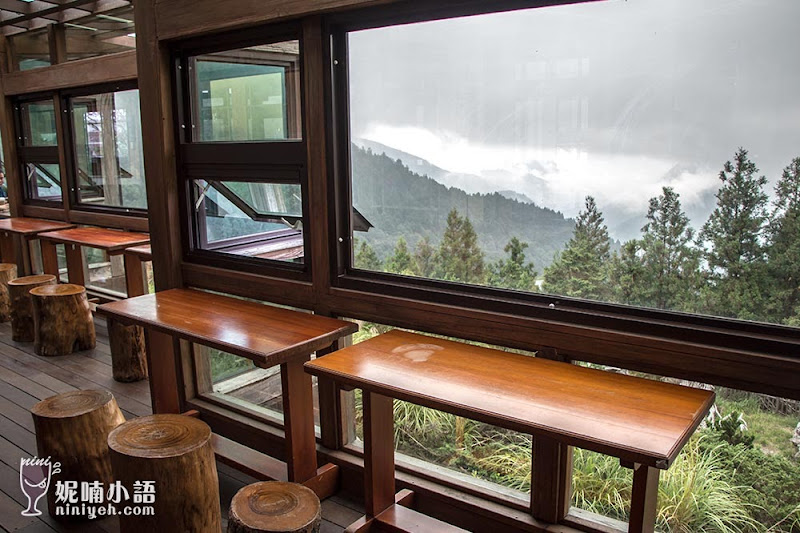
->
left=305, top=330, right=716, bottom=533
left=0, top=217, right=75, bottom=274
left=37, top=226, right=150, bottom=287
left=97, top=288, right=358, bottom=499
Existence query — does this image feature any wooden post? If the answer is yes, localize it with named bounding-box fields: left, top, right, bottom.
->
left=8, top=274, right=56, bottom=341
left=227, top=482, right=321, bottom=533
left=40, top=240, right=60, bottom=279
left=143, top=329, right=182, bottom=413
left=628, top=464, right=659, bottom=533
left=108, top=414, right=221, bottom=533
left=531, top=436, right=572, bottom=524
left=280, top=357, right=318, bottom=483
left=30, top=284, right=95, bottom=356
left=362, top=391, right=395, bottom=518
left=0, top=262, right=18, bottom=321
left=123, top=253, right=146, bottom=296
left=31, top=390, right=125, bottom=519
left=64, top=244, right=85, bottom=286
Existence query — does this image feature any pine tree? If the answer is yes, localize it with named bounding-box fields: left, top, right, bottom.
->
left=699, top=148, right=769, bottom=320
left=488, top=237, right=538, bottom=292
left=637, top=187, right=702, bottom=311
left=385, top=237, right=413, bottom=275
left=433, top=209, right=485, bottom=284
left=766, top=156, right=800, bottom=323
left=413, top=236, right=435, bottom=278
left=607, top=240, right=647, bottom=306
left=354, top=239, right=382, bottom=271
left=543, top=196, right=611, bottom=300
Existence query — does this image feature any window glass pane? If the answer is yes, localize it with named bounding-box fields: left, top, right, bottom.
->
left=70, top=89, right=147, bottom=209
left=20, top=101, right=57, bottom=146
left=192, top=179, right=304, bottom=263
left=10, top=30, right=50, bottom=71
left=25, top=163, right=61, bottom=202
left=347, top=0, right=800, bottom=327
left=191, top=40, right=301, bottom=142
left=64, top=6, right=136, bottom=61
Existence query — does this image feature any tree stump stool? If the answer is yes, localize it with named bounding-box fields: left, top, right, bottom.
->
left=8, top=275, right=57, bottom=342
left=108, top=318, right=147, bottom=382
left=227, top=482, right=322, bottom=533
left=30, top=284, right=96, bottom=356
left=31, top=390, right=125, bottom=518
left=0, top=262, right=19, bottom=322
left=108, top=414, right=222, bottom=533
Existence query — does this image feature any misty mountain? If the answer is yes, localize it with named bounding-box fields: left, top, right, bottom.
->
left=351, top=144, right=575, bottom=269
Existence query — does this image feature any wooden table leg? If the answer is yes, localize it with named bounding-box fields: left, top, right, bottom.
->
left=64, top=244, right=85, bottom=286
left=143, top=329, right=182, bottom=414
left=0, top=231, right=16, bottom=265
left=531, top=436, right=572, bottom=524
left=363, top=391, right=395, bottom=518
left=123, top=253, right=146, bottom=296
left=628, top=463, right=659, bottom=533
left=280, top=357, right=319, bottom=483
left=40, top=240, right=60, bottom=278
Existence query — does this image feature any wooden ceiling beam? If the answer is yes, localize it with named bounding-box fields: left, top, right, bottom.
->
left=2, top=1, right=130, bottom=36
left=0, top=0, right=99, bottom=27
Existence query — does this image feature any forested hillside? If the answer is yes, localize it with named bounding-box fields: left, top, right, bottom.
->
left=351, top=144, right=575, bottom=268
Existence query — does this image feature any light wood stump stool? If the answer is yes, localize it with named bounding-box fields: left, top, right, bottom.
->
left=108, top=414, right=222, bottom=533
left=30, top=284, right=96, bottom=356
left=31, top=390, right=125, bottom=518
left=0, top=262, right=19, bottom=321
left=8, top=275, right=57, bottom=342
left=228, top=482, right=322, bottom=533
left=108, top=319, right=147, bottom=382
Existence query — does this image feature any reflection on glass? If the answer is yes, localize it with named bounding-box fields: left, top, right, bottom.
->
left=70, top=89, right=147, bottom=209
left=25, top=163, right=61, bottom=202
left=64, top=7, right=136, bottom=62
left=20, top=101, right=57, bottom=146
left=193, top=180, right=304, bottom=263
left=347, top=0, right=800, bottom=327
left=191, top=40, right=301, bottom=142
left=11, top=30, right=50, bottom=71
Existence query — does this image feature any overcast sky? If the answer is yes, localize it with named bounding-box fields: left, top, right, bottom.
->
left=348, top=0, right=800, bottom=236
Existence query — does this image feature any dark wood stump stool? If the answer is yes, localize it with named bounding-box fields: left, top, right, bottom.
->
left=228, top=482, right=322, bottom=533
left=108, top=318, right=147, bottom=382
left=31, top=390, right=125, bottom=518
left=108, top=414, right=222, bottom=533
left=8, top=274, right=57, bottom=342
left=30, top=284, right=96, bottom=356
left=0, top=262, right=19, bottom=322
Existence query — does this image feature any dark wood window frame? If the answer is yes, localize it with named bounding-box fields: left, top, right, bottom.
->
left=60, top=80, right=148, bottom=219
left=172, top=23, right=312, bottom=282
left=14, top=94, right=63, bottom=207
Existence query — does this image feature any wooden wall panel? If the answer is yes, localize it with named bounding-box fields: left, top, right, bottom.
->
left=2, top=50, right=137, bottom=95
left=155, top=0, right=395, bottom=40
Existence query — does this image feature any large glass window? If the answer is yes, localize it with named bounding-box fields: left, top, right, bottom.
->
left=68, top=88, right=147, bottom=210
left=9, top=29, right=51, bottom=71
left=19, top=101, right=58, bottom=147
left=345, top=0, right=800, bottom=328
left=177, top=30, right=307, bottom=271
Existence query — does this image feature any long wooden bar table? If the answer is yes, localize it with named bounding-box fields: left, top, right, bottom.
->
left=38, top=226, right=150, bottom=287
left=305, top=330, right=716, bottom=533
left=97, top=288, right=358, bottom=498
left=0, top=217, right=74, bottom=274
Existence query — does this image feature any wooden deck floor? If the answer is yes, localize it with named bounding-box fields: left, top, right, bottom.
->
left=0, top=317, right=362, bottom=533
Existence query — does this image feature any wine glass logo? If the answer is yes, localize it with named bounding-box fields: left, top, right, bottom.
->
left=19, top=457, right=60, bottom=516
